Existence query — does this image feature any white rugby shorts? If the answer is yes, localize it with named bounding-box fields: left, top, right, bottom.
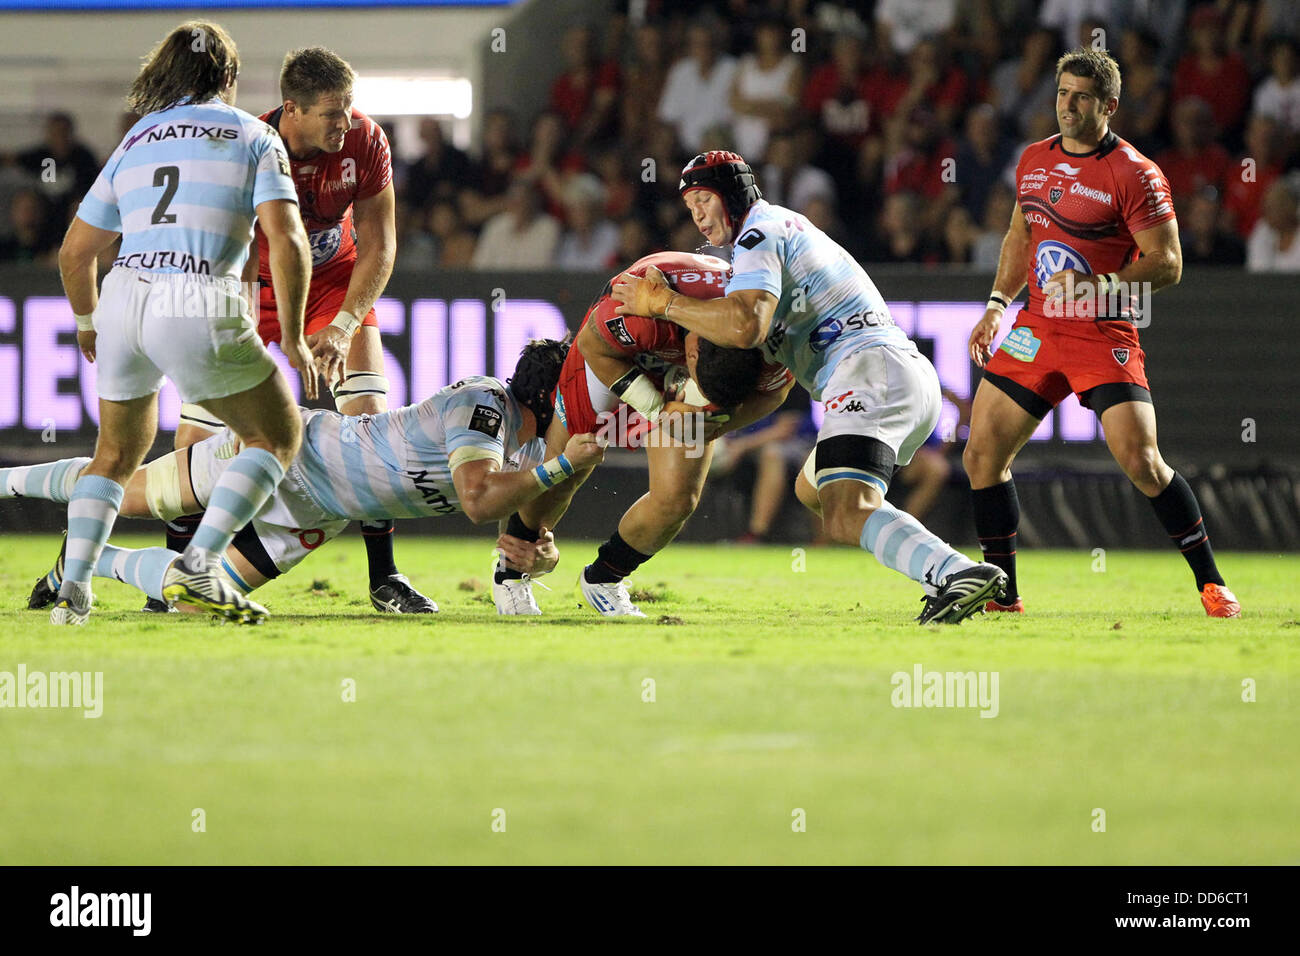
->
left=802, top=344, right=941, bottom=493
left=93, top=266, right=278, bottom=404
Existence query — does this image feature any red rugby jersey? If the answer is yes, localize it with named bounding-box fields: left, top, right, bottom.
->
left=255, top=107, right=392, bottom=279
left=1014, top=131, right=1175, bottom=321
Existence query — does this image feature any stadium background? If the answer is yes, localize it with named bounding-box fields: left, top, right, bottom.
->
left=0, top=0, right=1297, bottom=548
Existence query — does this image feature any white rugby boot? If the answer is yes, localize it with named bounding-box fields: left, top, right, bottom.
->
left=493, top=573, right=542, bottom=615
left=579, top=569, right=646, bottom=617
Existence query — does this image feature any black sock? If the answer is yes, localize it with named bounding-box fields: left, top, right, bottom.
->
left=165, top=514, right=202, bottom=554
left=1148, top=472, right=1224, bottom=589
left=584, top=531, right=652, bottom=584
left=495, top=513, right=539, bottom=583
left=971, top=479, right=1020, bottom=603
left=361, top=520, right=399, bottom=585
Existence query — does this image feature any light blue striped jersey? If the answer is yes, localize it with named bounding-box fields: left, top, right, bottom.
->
left=76, top=97, right=296, bottom=279
left=289, top=377, right=541, bottom=522
left=726, top=200, right=915, bottom=400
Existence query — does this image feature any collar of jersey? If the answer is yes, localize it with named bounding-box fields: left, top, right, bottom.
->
left=1052, top=129, right=1119, bottom=159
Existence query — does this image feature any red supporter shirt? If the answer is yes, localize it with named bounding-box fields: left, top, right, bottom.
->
left=1153, top=143, right=1232, bottom=205
left=1172, top=53, right=1251, bottom=134
left=255, top=107, right=392, bottom=281
left=549, top=62, right=621, bottom=130
left=1014, top=132, right=1175, bottom=321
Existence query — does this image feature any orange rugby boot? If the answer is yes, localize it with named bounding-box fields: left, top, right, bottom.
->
left=984, top=597, right=1025, bottom=613
left=1200, top=583, right=1240, bottom=618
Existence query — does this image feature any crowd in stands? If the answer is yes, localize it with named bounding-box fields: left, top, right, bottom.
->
left=5, top=0, right=1300, bottom=272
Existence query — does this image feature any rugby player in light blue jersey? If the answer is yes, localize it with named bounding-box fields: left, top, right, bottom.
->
left=611, top=151, right=1006, bottom=624
left=52, top=21, right=323, bottom=625
left=10, top=341, right=604, bottom=611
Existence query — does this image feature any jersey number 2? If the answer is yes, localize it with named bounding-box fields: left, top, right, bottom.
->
left=151, top=165, right=180, bottom=224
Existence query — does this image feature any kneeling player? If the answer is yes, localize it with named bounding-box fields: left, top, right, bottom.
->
left=8, top=342, right=597, bottom=617
left=493, top=250, right=793, bottom=616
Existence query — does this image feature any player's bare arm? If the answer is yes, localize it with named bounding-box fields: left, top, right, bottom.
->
left=257, top=196, right=318, bottom=400
left=575, top=318, right=641, bottom=390
left=57, top=217, right=120, bottom=364
left=970, top=201, right=1032, bottom=367
left=309, top=181, right=397, bottom=387
left=1043, top=219, right=1183, bottom=305
left=611, top=276, right=778, bottom=350
left=451, top=431, right=605, bottom=525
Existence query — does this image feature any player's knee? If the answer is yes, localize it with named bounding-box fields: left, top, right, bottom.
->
left=333, top=372, right=389, bottom=415
left=824, top=502, right=873, bottom=545
left=1118, top=445, right=1166, bottom=493
left=653, top=486, right=701, bottom=524
left=961, top=438, right=1005, bottom=484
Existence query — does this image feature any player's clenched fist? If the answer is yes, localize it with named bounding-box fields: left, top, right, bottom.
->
left=969, top=309, right=1003, bottom=367
left=564, top=432, right=607, bottom=469
left=611, top=268, right=674, bottom=319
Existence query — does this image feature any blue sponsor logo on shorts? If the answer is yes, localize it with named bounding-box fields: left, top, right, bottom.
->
left=999, top=327, right=1042, bottom=363
left=1034, top=240, right=1091, bottom=287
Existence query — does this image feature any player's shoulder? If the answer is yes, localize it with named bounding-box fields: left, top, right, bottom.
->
left=1016, top=135, right=1062, bottom=169
left=1101, top=134, right=1162, bottom=177
left=733, top=200, right=792, bottom=250
left=440, top=375, right=511, bottom=409
left=346, top=109, right=389, bottom=148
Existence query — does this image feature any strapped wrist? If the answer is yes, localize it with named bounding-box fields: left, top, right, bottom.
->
left=533, top=453, right=576, bottom=489
left=74, top=312, right=95, bottom=332
left=329, top=309, right=361, bottom=337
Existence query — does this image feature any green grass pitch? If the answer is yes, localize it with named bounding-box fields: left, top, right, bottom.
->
left=0, top=532, right=1295, bottom=865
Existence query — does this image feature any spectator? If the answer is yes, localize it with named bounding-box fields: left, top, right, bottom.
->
left=941, top=205, right=978, bottom=264
left=1037, top=0, right=1116, bottom=54
left=1246, top=177, right=1300, bottom=271
left=1171, top=5, right=1251, bottom=140
left=803, top=29, right=875, bottom=194
left=403, top=118, right=473, bottom=211
left=430, top=200, right=478, bottom=268
left=0, top=187, right=58, bottom=264
left=471, top=176, right=561, bottom=269
left=729, top=17, right=802, bottom=161
left=954, top=103, right=1013, bottom=222
left=1252, top=37, right=1300, bottom=150
left=1180, top=186, right=1245, bottom=266
left=460, top=109, right=520, bottom=229
left=619, top=23, right=669, bottom=152
left=555, top=173, right=620, bottom=271
left=761, top=129, right=836, bottom=214
left=889, top=35, right=970, bottom=138
left=591, top=147, right=637, bottom=221
left=513, top=110, right=586, bottom=223
left=884, top=106, right=959, bottom=236
left=657, top=20, right=737, bottom=153
left=875, top=0, right=957, bottom=56
left=549, top=25, right=621, bottom=147
left=393, top=201, right=435, bottom=270
left=972, top=183, right=1016, bottom=270
left=867, top=190, right=941, bottom=264
left=614, top=216, right=656, bottom=265
left=1156, top=98, right=1232, bottom=207
left=990, top=28, right=1060, bottom=139
left=1223, top=114, right=1285, bottom=239
left=8, top=112, right=101, bottom=224
left=801, top=194, right=860, bottom=259
left=1115, top=27, right=1170, bottom=156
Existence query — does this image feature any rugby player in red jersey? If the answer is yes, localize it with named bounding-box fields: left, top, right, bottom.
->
left=492, top=251, right=794, bottom=616
left=160, top=47, right=439, bottom=614
left=963, top=47, right=1239, bottom=618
